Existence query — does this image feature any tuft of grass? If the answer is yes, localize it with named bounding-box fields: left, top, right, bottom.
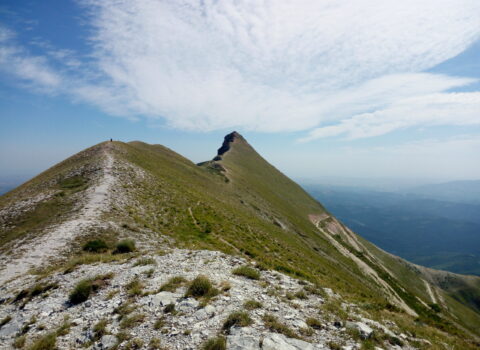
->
left=232, top=265, right=260, bottom=280
left=114, top=301, right=135, bottom=320
left=93, top=319, right=108, bottom=340
left=163, top=303, right=176, bottom=314
left=244, top=300, right=262, bottom=310
left=222, top=312, right=252, bottom=332
left=201, top=337, right=226, bottom=350
left=69, top=273, right=112, bottom=304
left=13, top=335, right=26, bottom=349
left=185, top=275, right=218, bottom=298
left=149, top=337, right=163, bottom=349
left=114, top=239, right=136, bottom=254
left=294, top=290, right=308, bottom=300
left=0, top=315, right=12, bottom=328
left=82, top=239, right=108, bottom=253
left=126, top=278, right=144, bottom=297
left=144, top=268, right=155, bottom=278
left=327, top=341, right=342, bottom=350
left=69, top=279, right=92, bottom=305
left=61, top=253, right=130, bottom=274
left=120, top=314, right=145, bottom=329
left=30, top=283, right=58, bottom=298
left=262, top=314, right=298, bottom=339
left=153, top=318, right=165, bottom=330
left=27, top=332, right=57, bottom=350
left=159, top=276, right=187, bottom=292
left=56, top=316, right=72, bottom=336
left=125, top=338, right=144, bottom=349
left=306, top=317, right=322, bottom=330
left=134, top=257, right=157, bottom=266
left=219, top=281, right=231, bottom=292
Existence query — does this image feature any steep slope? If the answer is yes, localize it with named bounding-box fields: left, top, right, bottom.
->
left=0, top=134, right=479, bottom=350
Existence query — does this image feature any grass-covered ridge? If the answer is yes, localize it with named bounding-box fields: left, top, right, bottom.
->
left=109, top=135, right=480, bottom=346
left=0, top=143, right=107, bottom=249
left=2, top=134, right=479, bottom=348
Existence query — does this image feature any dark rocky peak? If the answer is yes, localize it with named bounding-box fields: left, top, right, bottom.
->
left=213, top=131, right=246, bottom=160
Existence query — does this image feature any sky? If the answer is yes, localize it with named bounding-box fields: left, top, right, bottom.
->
left=1, top=0, right=480, bottom=187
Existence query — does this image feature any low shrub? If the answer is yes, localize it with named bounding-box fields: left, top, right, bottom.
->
left=82, top=239, right=108, bottom=253
left=185, top=275, right=217, bottom=298
left=69, top=279, right=92, bottom=305
left=222, top=312, right=252, bottom=332
left=114, top=239, right=136, bottom=254
left=232, top=266, right=260, bottom=280
left=201, top=337, right=226, bottom=350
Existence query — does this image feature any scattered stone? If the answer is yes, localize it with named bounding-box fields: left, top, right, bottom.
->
left=346, top=321, right=374, bottom=339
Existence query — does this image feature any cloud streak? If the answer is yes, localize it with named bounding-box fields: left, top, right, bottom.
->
left=1, top=0, right=480, bottom=139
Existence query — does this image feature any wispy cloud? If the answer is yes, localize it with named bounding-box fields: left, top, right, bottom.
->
left=1, top=1, right=480, bottom=139
left=0, top=26, right=61, bottom=90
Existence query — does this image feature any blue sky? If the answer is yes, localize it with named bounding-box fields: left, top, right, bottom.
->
left=1, top=0, right=480, bottom=186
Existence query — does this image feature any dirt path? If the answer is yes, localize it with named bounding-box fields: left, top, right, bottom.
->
left=0, top=151, right=115, bottom=286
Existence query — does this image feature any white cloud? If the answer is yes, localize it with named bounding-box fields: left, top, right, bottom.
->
left=302, top=91, right=480, bottom=141
left=1, top=1, right=480, bottom=138
left=79, top=0, right=480, bottom=134
left=0, top=26, right=62, bottom=89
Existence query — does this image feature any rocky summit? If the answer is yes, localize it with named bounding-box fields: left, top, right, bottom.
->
left=0, top=135, right=479, bottom=350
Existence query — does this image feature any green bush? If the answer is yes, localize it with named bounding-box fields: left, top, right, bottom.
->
left=114, top=239, right=136, bottom=254
left=185, top=275, right=217, bottom=298
left=28, top=333, right=57, bottom=350
left=232, top=266, right=260, bottom=280
left=82, top=239, right=108, bottom=253
left=222, top=312, right=252, bottom=332
left=201, top=337, right=226, bottom=350
left=69, top=279, right=92, bottom=304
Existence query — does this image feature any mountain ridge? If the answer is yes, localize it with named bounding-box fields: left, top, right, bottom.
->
left=0, top=135, right=479, bottom=349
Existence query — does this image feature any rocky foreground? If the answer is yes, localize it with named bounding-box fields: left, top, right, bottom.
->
left=0, top=248, right=425, bottom=350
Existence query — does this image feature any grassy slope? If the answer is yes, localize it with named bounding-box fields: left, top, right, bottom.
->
left=2, top=137, right=479, bottom=347
left=0, top=143, right=106, bottom=249
left=117, top=137, right=480, bottom=347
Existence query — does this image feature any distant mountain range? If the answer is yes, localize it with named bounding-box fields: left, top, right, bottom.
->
left=304, top=183, right=480, bottom=276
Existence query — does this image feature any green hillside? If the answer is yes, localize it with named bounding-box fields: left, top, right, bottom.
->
left=1, top=133, right=480, bottom=349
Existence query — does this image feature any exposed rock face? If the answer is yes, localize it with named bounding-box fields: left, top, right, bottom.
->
left=346, top=321, right=374, bottom=339
left=213, top=131, right=246, bottom=161
left=0, top=249, right=417, bottom=350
